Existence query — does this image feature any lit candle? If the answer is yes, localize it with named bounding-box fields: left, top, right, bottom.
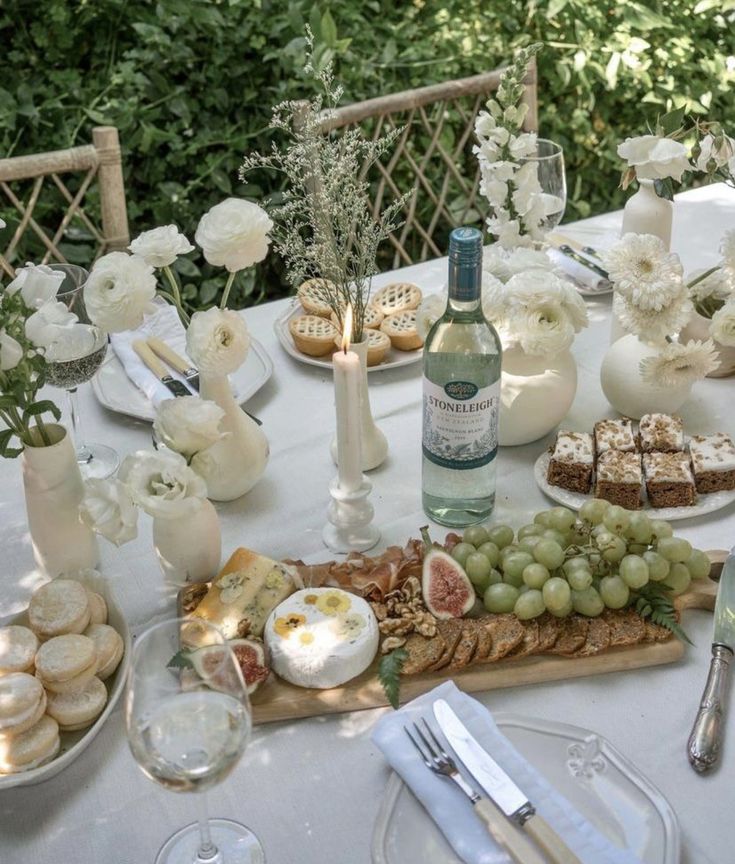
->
left=332, top=304, right=362, bottom=494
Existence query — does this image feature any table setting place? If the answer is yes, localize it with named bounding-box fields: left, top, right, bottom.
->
left=2, top=40, right=735, bottom=864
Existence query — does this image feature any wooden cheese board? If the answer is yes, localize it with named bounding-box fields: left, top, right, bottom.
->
left=179, top=550, right=726, bottom=726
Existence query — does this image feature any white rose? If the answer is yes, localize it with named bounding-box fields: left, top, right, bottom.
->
left=186, top=307, right=250, bottom=375
left=80, top=478, right=138, bottom=546
left=118, top=449, right=207, bottom=520
left=195, top=198, right=273, bottom=273
left=517, top=303, right=575, bottom=356
left=0, top=329, right=23, bottom=370
left=129, top=225, right=194, bottom=268
left=617, top=135, right=690, bottom=182
left=6, top=263, right=65, bottom=309
left=696, top=134, right=735, bottom=172
left=153, top=396, right=226, bottom=459
left=84, top=252, right=157, bottom=333
left=710, top=301, right=735, bottom=347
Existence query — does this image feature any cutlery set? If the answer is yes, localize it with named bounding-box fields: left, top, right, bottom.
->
left=132, top=337, right=200, bottom=398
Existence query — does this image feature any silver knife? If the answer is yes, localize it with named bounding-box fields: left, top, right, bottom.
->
left=434, top=700, right=582, bottom=864
left=147, top=337, right=200, bottom=391
left=557, top=244, right=609, bottom=279
left=132, top=340, right=191, bottom=397
left=687, top=547, right=735, bottom=773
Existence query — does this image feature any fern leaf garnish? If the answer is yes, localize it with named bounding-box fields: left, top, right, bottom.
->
left=167, top=649, right=195, bottom=670
left=633, top=583, right=693, bottom=645
left=378, top=648, right=407, bottom=709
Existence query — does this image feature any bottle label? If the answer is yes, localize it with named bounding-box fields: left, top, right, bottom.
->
left=422, top=378, right=499, bottom=470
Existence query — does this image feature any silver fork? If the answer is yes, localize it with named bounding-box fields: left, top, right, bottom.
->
left=405, top=720, right=545, bottom=864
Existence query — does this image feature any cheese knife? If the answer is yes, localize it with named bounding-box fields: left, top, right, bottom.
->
left=687, top=546, right=735, bottom=773
left=132, top=340, right=192, bottom=397
left=433, top=699, right=583, bottom=864
left=147, top=336, right=200, bottom=392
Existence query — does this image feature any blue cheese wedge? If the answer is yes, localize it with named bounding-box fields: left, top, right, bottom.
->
left=264, top=588, right=379, bottom=689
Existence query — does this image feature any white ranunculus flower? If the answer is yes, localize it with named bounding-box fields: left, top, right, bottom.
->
left=0, top=329, right=23, bottom=370
left=617, top=135, right=690, bottom=182
left=195, top=198, right=273, bottom=273
left=154, top=396, right=226, bottom=459
left=504, top=269, right=566, bottom=309
left=696, top=134, right=735, bottom=172
left=517, top=303, right=574, bottom=356
left=129, top=224, right=194, bottom=268
left=118, top=449, right=207, bottom=520
left=80, top=478, right=138, bottom=546
left=84, top=252, right=157, bottom=333
left=710, top=301, right=735, bottom=347
left=185, top=307, right=250, bottom=375
left=25, top=300, right=79, bottom=348
left=6, top=263, right=65, bottom=309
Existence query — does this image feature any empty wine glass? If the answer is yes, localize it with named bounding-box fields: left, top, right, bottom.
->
left=44, top=264, right=119, bottom=479
left=520, top=138, right=567, bottom=231
left=126, top=618, right=264, bottom=864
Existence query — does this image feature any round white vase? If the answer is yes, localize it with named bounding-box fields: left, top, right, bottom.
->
left=679, top=309, right=735, bottom=378
left=499, top=346, right=578, bottom=447
left=600, top=333, right=692, bottom=419
left=330, top=338, right=388, bottom=471
left=152, top=498, right=221, bottom=585
left=21, top=423, right=99, bottom=578
left=620, top=179, right=673, bottom=248
left=191, top=372, right=269, bottom=501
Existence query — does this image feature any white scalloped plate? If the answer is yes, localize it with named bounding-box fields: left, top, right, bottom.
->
left=372, top=713, right=679, bottom=864
left=0, top=571, right=131, bottom=789
left=535, top=450, right=735, bottom=522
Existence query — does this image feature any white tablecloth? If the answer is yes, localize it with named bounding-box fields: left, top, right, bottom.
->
left=1, top=185, right=734, bottom=864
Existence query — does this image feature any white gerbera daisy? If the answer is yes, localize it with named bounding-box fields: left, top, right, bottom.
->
left=639, top=339, right=720, bottom=387
left=602, top=234, right=683, bottom=311
left=613, top=289, right=693, bottom=343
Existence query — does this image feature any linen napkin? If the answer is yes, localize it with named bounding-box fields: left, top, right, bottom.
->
left=372, top=681, right=642, bottom=864
left=547, top=246, right=609, bottom=293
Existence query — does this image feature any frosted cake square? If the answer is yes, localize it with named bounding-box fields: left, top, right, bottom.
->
left=642, top=452, right=696, bottom=508
left=546, top=430, right=594, bottom=493
left=595, top=450, right=642, bottom=509
left=689, top=433, right=735, bottom=493
left=639, top=413, right=684, bottom=453
left=594, top=418, right=637, bottom=455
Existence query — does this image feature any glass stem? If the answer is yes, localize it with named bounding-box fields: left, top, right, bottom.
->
left=196, top=793, right=219, bottom=862
left=67, top=387, right=92, bottom=464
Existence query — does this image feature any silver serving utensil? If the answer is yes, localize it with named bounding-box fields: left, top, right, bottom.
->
left=557, top=244, right=609, bottom=279
left=132, top=340, right=191, bottom=397
left=147, top=337, right=200, bottom=392
left=687, top=548, right=735, bottom=773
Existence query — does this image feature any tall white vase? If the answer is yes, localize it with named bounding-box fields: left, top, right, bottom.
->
left=152, top=498, right=221, bottom=585
left=330, top=338, right=388, bottom=470
left=499, top=345, right=578, bottom=446
left=191, top=372, right=269, bottom=501
left=21, top=423, right=98, bottom=578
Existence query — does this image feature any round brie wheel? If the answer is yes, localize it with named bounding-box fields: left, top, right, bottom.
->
left=264, top=588, right=379, bottom=689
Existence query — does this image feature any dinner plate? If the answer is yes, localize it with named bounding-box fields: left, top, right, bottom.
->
left=372, top=713, right=679, bottom=864
left=0, top=570, right=131, bottom=789
left=535, top=450, right=735, bottom=522
left=273, top=302, right=424, bottom=373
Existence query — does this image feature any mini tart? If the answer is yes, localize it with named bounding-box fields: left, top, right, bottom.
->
left=297, top=278, right=336, bottom=317
left=0, top=673, right=46, bottom=734
left=0, top=625, right=39, bottom=674
left=372, top=282, right=422, bottom=316
left=289, top=315, right=339, bottom=357
left=330, top=304, right=384, bottom=331
left=84, top=624, right=124, bottom=681
left=46, top=677, right=107, bottom=732
left=35, top=634, right=98, bottom=689
left=0, top=715, right=60, bottom=774
left=380, top=310, right=424, bottom=351
left=28, top=579, right=90, bottom=639
left=334, top=328, right=391, bottom=367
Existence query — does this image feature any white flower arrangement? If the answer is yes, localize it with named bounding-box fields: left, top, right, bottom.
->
left=686, top=229, right=735, bottom=333
left=153, top=396, right=226, bottom=460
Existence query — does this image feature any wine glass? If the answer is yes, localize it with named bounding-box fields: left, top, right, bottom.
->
left=126, top=618, right=264, bottom=864
left=44, top=264, right=119, bottom=479
left=520, top=138, right=567, bottom=231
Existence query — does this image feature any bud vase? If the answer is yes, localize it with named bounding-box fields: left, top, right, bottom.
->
left=191, top=372, right=269, bottom=502
left=680, top=309, right=735, bottom=378
left=330, top=338, right=388, bottom=470
left=152, top=498, right=221, bottom=585
left=21, top=423, right=99, bottom=577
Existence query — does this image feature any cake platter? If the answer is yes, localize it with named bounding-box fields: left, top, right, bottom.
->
left=534, top=450, right=735, bottom=522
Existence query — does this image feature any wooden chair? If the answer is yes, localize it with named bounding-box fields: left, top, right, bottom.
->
left=314, top=59, right=538, bottom=268
left=0, top=126, right=130, bottom=279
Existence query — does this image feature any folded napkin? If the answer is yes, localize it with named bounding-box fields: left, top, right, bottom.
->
left=547, top=247, right=609, bottom=293
left=372, top=681, right=642, bottom=864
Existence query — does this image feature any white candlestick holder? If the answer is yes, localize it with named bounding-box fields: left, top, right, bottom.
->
left=322, top=475, right=381, bottom=554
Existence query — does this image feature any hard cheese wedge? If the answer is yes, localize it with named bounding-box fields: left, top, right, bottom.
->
left=191, top=548, right=301, bottom=639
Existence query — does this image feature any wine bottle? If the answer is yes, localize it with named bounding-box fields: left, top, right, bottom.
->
left=421, top=227, right=502, bottom=527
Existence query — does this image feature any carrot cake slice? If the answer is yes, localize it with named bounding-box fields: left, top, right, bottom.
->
left=689, top=433, right=735, bottom=493
left=547, top=430, right=594, bottom=494
left=642, top=451, right=696, bottom=508
left=595, top=450, right=642, bottom=509
left=594, top=418, right=637, bottom=455
left=639, top=413, right=684, bottom=453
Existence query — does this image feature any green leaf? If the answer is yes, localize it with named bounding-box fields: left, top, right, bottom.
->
left=167, top=650, right=195, bottom=670
left=658, top=106, right=686, bottom=137
left=378, top=648, right=407, bottom=710
left=25, top=400, right=61, bottom=420
left=653, top=178, right=675, bottom=201
left=633, top=584, right=692, bottom=645
left=321, top=10, right=338, bottom=48
left=546, top=0, right=571, bottom=18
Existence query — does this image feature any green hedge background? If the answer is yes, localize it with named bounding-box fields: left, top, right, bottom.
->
left=1, top=0, right=734, bottom=307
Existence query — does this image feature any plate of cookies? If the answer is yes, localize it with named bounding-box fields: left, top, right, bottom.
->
left=274, top=279, right=427, bottom=372
left=0, top=570, right=130, bottom=788
left=535, top=414, right=735, bottom=521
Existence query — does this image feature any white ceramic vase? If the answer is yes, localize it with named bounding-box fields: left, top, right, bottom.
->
left=21, top=423, right=98, bottom=578
left=330, top=338, right=388, bottom=471
left=620, top=179, right=673, bottom=248
left=152, top=498, right=221, bottom=585
left=679, top=309, right=735, bottom=378
left=600, top=333, right=692, bottom=419
left=191, top=372, right=269, bottom=501
left=499, top=345, right=578, bottom=446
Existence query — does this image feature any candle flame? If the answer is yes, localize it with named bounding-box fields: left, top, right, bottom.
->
left=341, top=304, right=353, bottom=352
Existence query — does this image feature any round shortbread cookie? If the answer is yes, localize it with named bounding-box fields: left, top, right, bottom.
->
left=0, top=625, right=39, bottom=674
left=0, top=673, right=46, bottom=734
left=84, top=624, right=124, bottom=681
left=371, top=282, right=422, bottom=316
left=46, top=676, right=107, bottom=731
left=28, top=579, right=90, bottom=638
left=86, top=591, right=108, bottom=626
left=0, top=715, right=60, bottom=774
left=35, top=634, right=97, bottom=684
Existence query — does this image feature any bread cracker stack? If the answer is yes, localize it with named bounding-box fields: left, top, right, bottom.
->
left=0, top=577, right=124, bottom=774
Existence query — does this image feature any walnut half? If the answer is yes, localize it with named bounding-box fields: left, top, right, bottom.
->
left=381, top=636, right=407, bottom=654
